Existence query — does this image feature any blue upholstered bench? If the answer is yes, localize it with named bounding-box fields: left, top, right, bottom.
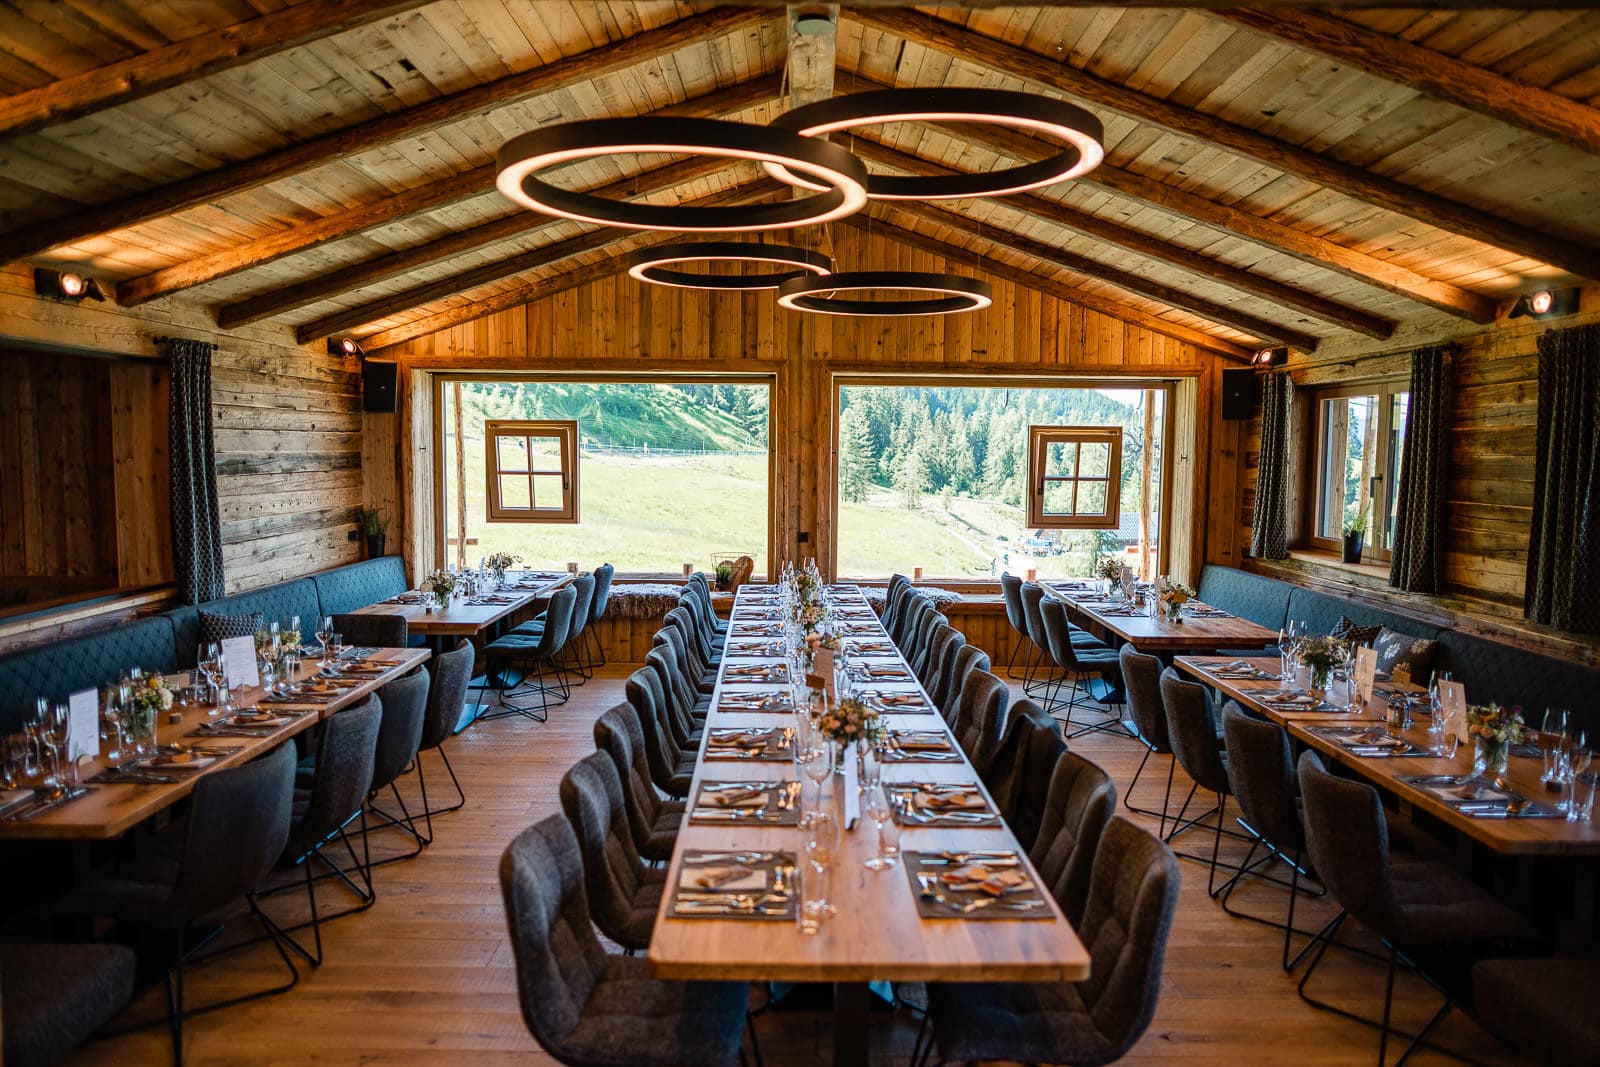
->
left=312, top=556, right=408, bottom=616
left=163, top=578, right=325, bottom=669
left=1196, top=565, right=1293, bottom=630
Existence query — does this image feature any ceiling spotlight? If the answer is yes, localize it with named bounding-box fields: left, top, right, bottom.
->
left=34, top=268, right=104, bottom=303
left=1252, top=346, right=1287, bottom=367
left=328, top=337, right=363, bottom=357
left=1510, top=288, right=1578, bottom=319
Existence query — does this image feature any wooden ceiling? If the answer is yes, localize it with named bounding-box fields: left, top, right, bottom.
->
left=1, top=1, right=1597, bottom=357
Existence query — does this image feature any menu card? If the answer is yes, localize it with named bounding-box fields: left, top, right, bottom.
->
left=808, top=648, right=835, bottom=701
left=1439, top=680, right=1467, bottom=737
left=221, top=635, right=260, bottom=690
left=67, top=689, right=99, bottom=762
left=1353, top=646, right=1378, bottom=704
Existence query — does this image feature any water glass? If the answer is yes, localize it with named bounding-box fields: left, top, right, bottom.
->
left=1540, top=709, right=1568, bottom=787
left=801, top=740, right=834, bottom=819
left=1565, top=742, right=1593, bottom=819
left=803, top=812, right=839, bottom=920
left=1570, top=771, right=1598, bottom=823
left=862, top=785, right=899, bottom=870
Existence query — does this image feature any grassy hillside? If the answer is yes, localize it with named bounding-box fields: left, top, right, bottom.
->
left=458, top=382, right=764, bottom=452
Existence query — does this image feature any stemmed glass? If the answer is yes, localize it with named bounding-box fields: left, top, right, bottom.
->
left=1540, top=708, right=1569, bottom=788
left=44, top=702, right=73, bottom=789
left=1277, top=628, right=1295, bottom=690
left=862, top=784, right=899, bottom=870
left=316, top=616, right=334, bottom=667
left=801, top=738, right=834, bottom=821
left=1566, top=738, right=1593, bottom=821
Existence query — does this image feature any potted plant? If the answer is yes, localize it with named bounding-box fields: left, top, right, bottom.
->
left=1341, top=508, right=1369, bottom=563
left=357, top=507, right=391, bottom=560
left=713, top=560, right=735, bottom=591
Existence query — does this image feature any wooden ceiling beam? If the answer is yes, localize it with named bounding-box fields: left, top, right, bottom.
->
left=122, top=74, right=782, bottom=309
left=847, top=214, right=1251, bottom=360
left=0, top=7, right=771, bottom=265
left=300, top=179, right=779, bottom=344
left=852, top=137, right=1393, bottom=339
left=0, top=0, right=427, bottom=140
left=216, top=154, right=731, bottom=328
left=701, top=0, right=1596, bottom=9
left=884, top=200, right=1321, bottom=351
left=851, top=8, right=1600, bottom=280
left=1219, top=10, right=1600, bottom=157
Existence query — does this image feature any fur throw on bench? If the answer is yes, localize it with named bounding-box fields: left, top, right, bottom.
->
left=862, top=586, right=963, bottom=612
left=603, top=584, right=689, bottom=620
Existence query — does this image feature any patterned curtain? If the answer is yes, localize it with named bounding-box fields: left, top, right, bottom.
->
left=1526, top=324, right=1600, bottom=632
left=166, top=338, right=227, bottom=604
left=1250, top=370, right=1292, bottom=559
left=1389, top=345, right=1451, bottom=593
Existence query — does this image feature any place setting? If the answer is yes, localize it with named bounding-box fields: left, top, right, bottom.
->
left=880, top=730, right=963, bottom=763
left=88, top=742, right=242, bottom=786
left=1257, top=689, right=1345, bottom=713
left=1397, top=774, right=1562, bottom=819
left=704, top=726, right=795, bottom=762
left=726, top=639, right=785, bottom=657
left=689, top=780, right=803, bottom=825
left=849, top=661, right=914, bottom=684
left=715, top=689, right=794, bottom=714
left=722, top=662, right=790, bottom=684
left=1303, top=724, right=1433, bottom=758
left=886, top=781, right=1002, bottom=827
left=903, top=849, right=1052, bottom=919
left=1196, top=658, right=1280, bottom=682
left=859, top=688, right=935, bottom=714
left=668, top=850, right=798, bottom=921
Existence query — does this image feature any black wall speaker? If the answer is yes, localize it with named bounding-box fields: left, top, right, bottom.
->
left=1221, top=368, right=1258, bottom=420
left=362, top=360, right=398, bottom=413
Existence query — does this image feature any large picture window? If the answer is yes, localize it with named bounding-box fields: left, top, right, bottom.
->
left=440, top=379, right=771, bottom=577
left=1308, top=381, right=1409, bottom=561
left=835, top=381, right=1168, bottom=581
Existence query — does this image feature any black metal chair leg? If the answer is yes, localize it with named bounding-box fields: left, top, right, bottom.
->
left=166, top=931, right=185, bottom=1067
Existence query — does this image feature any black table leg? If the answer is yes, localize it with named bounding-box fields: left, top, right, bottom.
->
left=833, top=981, right=870, bottom=1067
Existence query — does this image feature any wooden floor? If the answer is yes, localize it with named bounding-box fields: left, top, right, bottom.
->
left=63, top=663, right=1531, bottom=1066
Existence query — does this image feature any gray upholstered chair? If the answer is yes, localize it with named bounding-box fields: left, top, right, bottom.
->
left=923, top=626, right=968, bottom=713
left=411, top=638, right=475, bottom=841
left=666, top=602, right=721, bottom=682
left=920, top=817, right=1180, bottom=1067
left=1018, top=582, right=1101, bottom=697
left=881, top=573, right=911, bottom=633
left=365, top=669, right=430, bottom=859
left=907, top=609, right=949, bottom=679
left=677, top=590, right=725, bottom=660
left=998, top=572, right=1029, bottom=677
left=980, top=699, right=1065, bottom=851
left=0, top=943, right=136, bottom=1067
left=595, top=700, right=685, bottom=863
left=658, top=616, right=716, bottom=697
left=500, top=814, right=750, bottom=1067
left=644, top=647, right=705, bottom=750
left=560, top=572, right=597, bottom=681
left=893, top=594, right=931, bottom=655
left=584, top=562, right=615, bottom=668
left=1160, top=666, right=1236, bottom=893
left=1295, top=750, right=1541, bottom=1066
left=949, top=668, right=1009, bottom=777
left=482, top=585, right=577, bottom=720
left=331, top=611, right=408, bottom=649
left=624, top=669, right=695, bottom=798
left=559, top=751, right=667, bottom=952
left=1471, top=958, right=1600, bottom=1066
left=1028, top=749, right=1117, bottom=926
left=58, top=743, right=299, bottom=1065
left=1041, top=598, right=1124, bottom=736
left=1119, top=645, right=1175, bottom=832
left=938, top=645, right=990, bottom=727
left=915, top=621, right=961, bottom=693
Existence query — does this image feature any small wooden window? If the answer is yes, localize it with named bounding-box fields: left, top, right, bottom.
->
left=1026, top=426, right=1123, bottom=530
left=485, top=420, right=579, bottom=523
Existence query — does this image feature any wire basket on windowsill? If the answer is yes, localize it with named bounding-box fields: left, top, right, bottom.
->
left=711, top=553, right=752, bottom=591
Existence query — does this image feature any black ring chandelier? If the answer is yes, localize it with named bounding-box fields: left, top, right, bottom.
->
left=496, top=117, right=870, bottom=232
left=765, top=88, right=1105, bottom=200
left=777, top=271, right=993, bottom=317
left=625, top=242, right=834, bottom=291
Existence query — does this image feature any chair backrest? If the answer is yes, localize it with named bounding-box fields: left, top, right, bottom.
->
left=1020, top=582, right=1050, bottom=649
left=331, top=612, right=408, bottom=650
left=925, top=627, right=968, bottom=711
left=558, top=751, right=654, bottom=948
left=624, top=670, right=687, bottom=792
left=293, top=694, right=383, bottom=851
left=419, top=639, right=474, bottom=751
left=981, top=699, right=1066, bottom=851
left=1160, top=668, right=1229, bottom=795
left=893, top=594, right=930, bottom=651
left=565, top=574, right=596, bottom=640
left=587, top=564, right=614, bottom=627
left=170, top=741, right=296, bottom=918
left=499, top=814, right=609, bottom=1058
left=1118, top=645, right=1169, bottom=754
left=1073, top=817, right=1181, bottom=1059
left=644, top=647, right=697, bottom=745
left=652, top=624, right=702, bottom=721
left=593, top=701, right=666, bottom=855
left=1029, top=749, right=1117, bottom=926
left=1296, top=749, right=1398, bottom=934
left=671, top=598, right=717, bottom=665
left=998, top=572, right=1028, bottom=635
left=371, top=669, right=430, bottom=793
left=536, top=587, right=579, bottom=655
left=882, top=574, right=911, bottom=631
left=951, top=668, right=1010, bottom=776
left=940, top=645, right=991, bottom=726
left=916, top=620, right=959, bottom=689
left=1221, top=703, right=1303, bottom=855
left=1040, top=598, right=1086, bottom=669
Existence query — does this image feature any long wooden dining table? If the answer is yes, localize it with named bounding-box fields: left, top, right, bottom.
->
left=0, top=645, right=431, bottom=842
left=649, top=584, right=1089, bottom=1067
left=348, top=571, right=572, bottom=637
left=1045, top=580, right=1280, bottom=655
left=1175, top=653, right=1600, bottom=857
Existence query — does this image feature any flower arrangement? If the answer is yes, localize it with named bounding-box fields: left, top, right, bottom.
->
left=425, top=569, right=457, bottom=609
left=803, top=630, right=841, bottom=654
left=1156, top=576, right=1196, bottom=621
left=792, top=599, right=826, bottom=634
left=1095, top=556, right=1125, bottom=582
left=129, top=673, right=175, bottom=715
left=812, top=696, right=887, bottom=748
left=485, top=552, right=520, bottom=573
left=1296, top=635, right=1343, bottom=691
left=1465, top=703, right=1525, bottom=775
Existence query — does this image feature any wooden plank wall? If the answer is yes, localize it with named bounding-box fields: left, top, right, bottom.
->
left=1224, top=287, right=1600, bottom=661
left=368, top=226, right=1230, bottom=589
left=0, top=264, right=366, bottom=640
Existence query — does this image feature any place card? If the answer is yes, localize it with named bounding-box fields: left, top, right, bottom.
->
left=669, top=850, right=797, bottom=922
left=903, top=850, right=1051, bottom=920
left=1439, top=680, right=1466, bottom=737
left=220, top=636, right=259, bottom=691
left=1354, top=646, right=1378, bottom=704
left=67, top=688, right=100, bottom=762
left=808, top=648, right=835, bottom=698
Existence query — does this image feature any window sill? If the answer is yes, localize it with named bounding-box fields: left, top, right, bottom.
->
left=1287, top=549, right=1390, bottom=582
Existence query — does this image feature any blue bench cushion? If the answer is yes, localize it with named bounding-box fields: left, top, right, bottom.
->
left=1434, top=630, right=1600, bottom=720
left=313, top=556, right=408, bottom=617
left=1197, top=564, right=1292, bottom=631
left=0, top=617, right=178, bottom=732
left=165, top=579, right=323, bottom=667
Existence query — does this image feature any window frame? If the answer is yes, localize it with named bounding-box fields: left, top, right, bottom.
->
left=483, top=418, right=580, bottom=524
left=1025, top=425, right=1125, bottom=530
left=1303, top=378, right=1409, bottom=563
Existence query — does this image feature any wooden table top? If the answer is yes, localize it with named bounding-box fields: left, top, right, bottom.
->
left=648, top=585, right=1091, bottom=984
left=349, top=573, right=572, bottom=636
left=0, top=646, right=431, bottom=842
left=1175, top=654, right=1600, bottom=857
left=1045, top=581, right=1279, bottom=653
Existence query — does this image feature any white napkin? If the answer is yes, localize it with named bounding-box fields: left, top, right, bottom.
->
left=679, top=865, right=766, bottom=891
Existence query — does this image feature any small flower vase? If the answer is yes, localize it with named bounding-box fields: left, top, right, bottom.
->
left=1473, top=736, right=1509, bottom=776
left=1164, top=599, right=1184, bottom=623
left=1308, top=665, right=1331, bottom=698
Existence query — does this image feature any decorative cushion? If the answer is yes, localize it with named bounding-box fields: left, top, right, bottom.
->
left=1373, top=627, right=1437, bottom=678
left=1332, top=615, right=1383, bottom=648
left=198, top=609, right=263, bottom=646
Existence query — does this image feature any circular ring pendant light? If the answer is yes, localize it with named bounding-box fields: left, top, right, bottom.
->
left=496, top=117, right=870, bottom=232
left=765, top=88, right=1105, bottom=200
left=626, top=241, right=833, bottom=291
left=777, top=271, right=992, bottom=317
